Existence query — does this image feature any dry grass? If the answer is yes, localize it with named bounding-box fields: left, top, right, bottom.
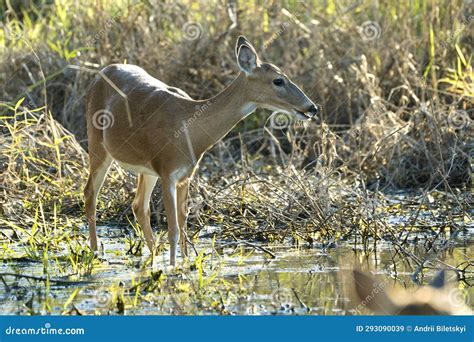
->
left=0, top=0, right=472, bottom=278
left=1, top=0, right=472, bottom=189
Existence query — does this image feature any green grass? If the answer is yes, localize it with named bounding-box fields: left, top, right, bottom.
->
left=0, top=0, right=472, bottom=315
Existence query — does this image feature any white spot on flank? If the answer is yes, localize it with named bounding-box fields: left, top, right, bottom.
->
left=116, top=161, right=158, bottom=176
left=240, top=102, right=257, bottom=117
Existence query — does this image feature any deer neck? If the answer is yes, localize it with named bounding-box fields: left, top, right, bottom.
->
left=188, top=72, right=256, bottom=157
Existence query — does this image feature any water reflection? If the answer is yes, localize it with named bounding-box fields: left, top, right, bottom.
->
left=0, top=224, right=472, bottom=315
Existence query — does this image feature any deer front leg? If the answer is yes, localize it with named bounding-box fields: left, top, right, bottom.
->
left=132, top=174, right=158, bottom=254
left=162, top=178, right=179, bottom=265
left=177, top=180, right=190, bottom=258
left=84, top=150, right=112, bottom=252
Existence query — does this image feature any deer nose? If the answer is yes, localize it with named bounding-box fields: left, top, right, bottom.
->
left=307, top=104, right=319, bottom=116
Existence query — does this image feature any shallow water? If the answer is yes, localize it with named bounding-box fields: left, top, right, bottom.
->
left=1, top=217, right=473, bottom=315
left=1, top=189, right=473, bottom=315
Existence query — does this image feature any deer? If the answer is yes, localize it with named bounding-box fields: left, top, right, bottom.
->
left=84, top=36, right=319, bottom=265
left=352, top=269, right=472, bottom=315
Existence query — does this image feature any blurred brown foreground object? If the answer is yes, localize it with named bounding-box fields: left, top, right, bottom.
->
left=352, top=270, right=472, bottom=315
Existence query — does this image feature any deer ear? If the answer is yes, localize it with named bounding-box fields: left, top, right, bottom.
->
left=429, top=270, right=446, bottom=289
left=353, top=270, right=398, bottom=314
left=235, top=35, right=255, bottom=56
left=236, top=35, right=260, bottom=74
left=237, top=44, right=259, bottom=74
left=235, top=35, right=248, bottom=55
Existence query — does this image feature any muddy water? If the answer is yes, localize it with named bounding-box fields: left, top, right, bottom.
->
left=1, top=220, right=472, bottom=315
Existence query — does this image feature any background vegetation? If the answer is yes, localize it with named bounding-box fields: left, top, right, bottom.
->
left=0, top=0, right=472, bottom=315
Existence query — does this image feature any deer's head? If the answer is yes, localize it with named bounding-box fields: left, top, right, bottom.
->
left=353, top=270, right=472, bottom=315
left=235, top=36, right=319, bottom=122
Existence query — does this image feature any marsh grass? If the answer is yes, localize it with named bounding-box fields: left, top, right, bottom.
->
left=1, top=0, right=471, bottom=186
left=0, top=0, right=473, bottom=314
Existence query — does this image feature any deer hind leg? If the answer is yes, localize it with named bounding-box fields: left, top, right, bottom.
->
left=176, top=180, right=190, bottom=258
left=132, top=173, right=158, bottom=254
left=161, top=177, right=180, bottom=265
left=84, top=146, right=112, bottom=251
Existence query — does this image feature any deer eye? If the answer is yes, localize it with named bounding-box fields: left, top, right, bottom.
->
left=272, top=78, right=284, bottom=86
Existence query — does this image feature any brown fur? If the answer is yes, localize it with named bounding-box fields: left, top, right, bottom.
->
left=353, top=270, right=472, bottom=315
left=84, top=36, right=318, bottom=265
